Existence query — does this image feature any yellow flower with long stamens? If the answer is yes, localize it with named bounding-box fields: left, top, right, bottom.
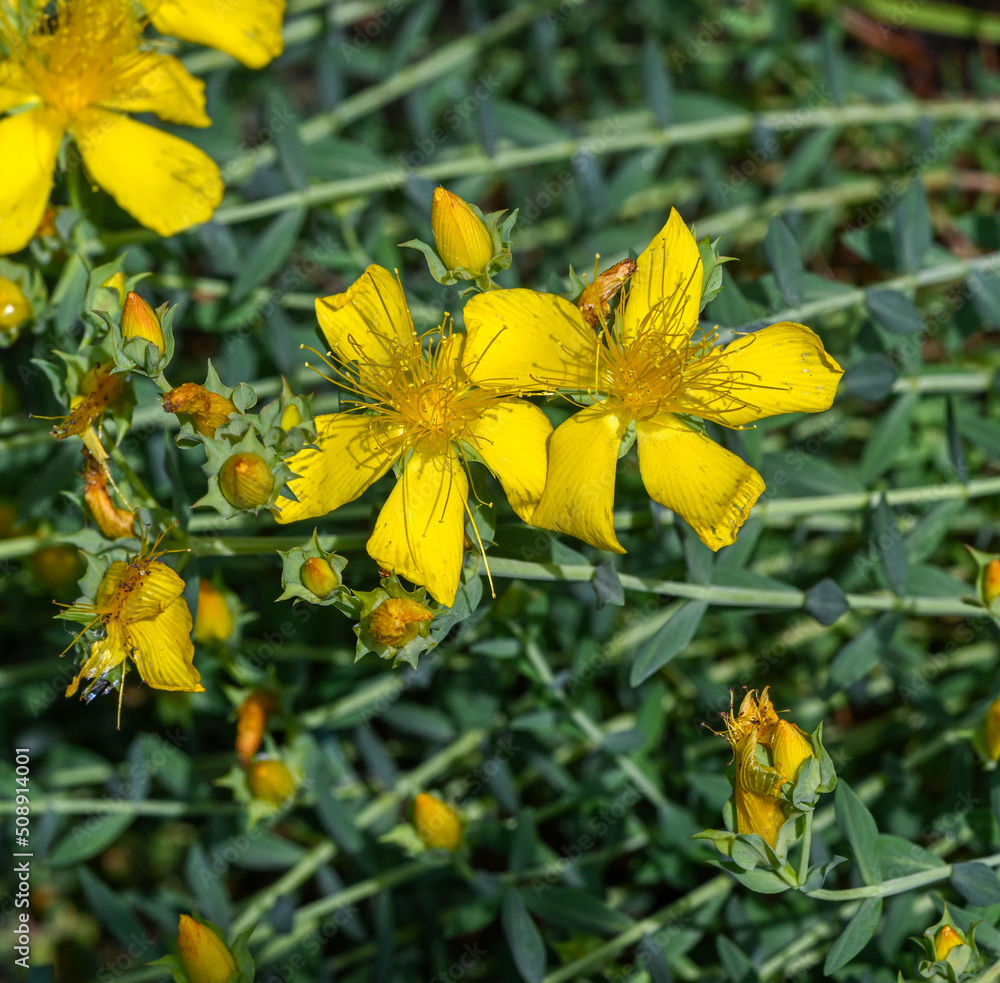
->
left=274, top=265, right=553, bottom=605
left=463, top=209, right=844, bottom=552
left=58, top=529, right=203, bottom=727
left=0, top=0, right=223, bottom=254
left=144, top=0, right=286, bottom=69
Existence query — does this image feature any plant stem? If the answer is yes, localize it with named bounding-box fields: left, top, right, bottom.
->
left=797, top=810, right=813, bottom=885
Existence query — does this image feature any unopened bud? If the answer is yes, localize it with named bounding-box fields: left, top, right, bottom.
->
left=101, top=271, right=127, bottom=306
left=219, top=452, right=273, bottom=510
left=236, top=690, right=278, bottom=767
left=431, top=187, right=494, bottom=274
left=934, top=923, right=966, bottom=961
left=370, top=597, right=433, bottom=647
left=280, top=403, right=303, bottom=430
left=414, top=792, right=464, bottom=851
left=193, top=579, right=235, bottom=643
left=163, top=383, right=237, bottom=437
left=177, top=914, right=237, bottom=983
left=121, top=291, right=165, bottom=353
left=301, top=556, right=340, bottom=598
left=771, top=719, right=814, bottom=783
left=984, top=559, right=1000, bottom=609
left=0, top=276, right=31, bottom=331
left=578, top=258, right=637, bottom=327
left=247, top=758, right=296, bottom=805
left=986, top=698, right=1000, bottom=763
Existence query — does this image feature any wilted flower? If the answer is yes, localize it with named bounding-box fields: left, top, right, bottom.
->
left=50, top=361, right=125, bottom=440
left=177, top=914, right=237, bottom=983
left=121, top=292, right=165, bottom=353
left=578, top=258, right=637, bottom=328
left=235, top=690, right=278, bottom=767
left=464, top=209, right=843, bottom=552
left=82, top=450, right=135, bottom=539
left=414, top=793, right=464, bottom=851
left=247, top=758, right=295, bottom=805
left=432, top=187, right=494, bottom=275
left=193, top=579, right=235, bottom=643
left=162, top=383, right=237, bottom=437
left=0, top=0, right=223, bottom=254
left=219, top=453, right=274, bottom=510
left=370, top=597, right=433, bottom=647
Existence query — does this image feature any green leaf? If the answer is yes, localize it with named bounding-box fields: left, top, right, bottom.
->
left=859, top=392, right=917, bottom=483
left=842, top=353, right=896, bottom=401
left=803, top=578, right=848, bottom=626
left=764, top=217, right=804, bottom=306
left=716, top=935, right=758, bottom=982
left=827, top=614, right=897, bottom=691
left=824, top=897, right=882, bottom=974
left=893, top=179, right=931, bottom=273
left=630, top=600, right=709, bottom=686
left=523, top=887, right=634, bottom=934
left=78, top=868, right=156, bottom=955
left=47, top=813, right=135, bottom=867
left=502, top=889, right=546, bottom=983
left=230, top=208, right=306, bottom=303
left=873, top=494, right=908, bottom=595
left=835, top=782, right=882, bottom=885
left=866, top=289, right=925, bottom=335
left=952, top=862, right=1000, bottom=906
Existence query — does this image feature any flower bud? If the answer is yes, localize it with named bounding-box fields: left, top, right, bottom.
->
left=771, top=719, right=814, bottom=783
left=82, top=452, right=135, bottom=539
left=414, top=793, right=464, bottom=851
left=31, top=544, right=84, bottom=594
left=247, top=759, right=296, bottom=806
left=121, top=291, right=165, bottom=353
left=163, top=383, right=237, bottom=437
left=934, top=923, right=966, bottom=961
left=0, top=276, right=31, bottom=332
left=300, top=556, right=340, bottom=598
left=986, top=697, right=1000, bottom=763
left=194, top=579, right=235, bottom=643
left=177, top=914, right=238, bottom=983
left=236, top=690, right=278, bottom=766
left=101, top=271, right=127, bottom=306
left=219, top=453, right=273, bottom=510
left=370, top=597, right=433, bottom=647
left=984, top=559, right=1000, bottom=609
left=431, top=187, right=494, bottom=274
left=578, top=258, right=637, bottom=327
left=280, top=403, right=303, bottom=430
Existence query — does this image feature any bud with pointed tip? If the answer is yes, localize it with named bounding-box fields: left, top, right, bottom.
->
left=934, top=924, right=965, bottom=961
left=370, top=597, right=433, bottom=648
left=432, top=187, right=494, bottom=275
left=247, top=759, right=296, bottom=805
left=177, top=914, right=237, bottom=983
left=163, top=383, right=237, bottom=437
left=219, top=453, right=273, bottom=510
left=984, top=559, right=1000, bottom=609
left=101, top=271, right=127, bottom=306
left=121, top=291, right=165, bottom=353
left=414, top=793, right=464, bottom=851
left=300, top=556, right=340, bottom=598
left=194, top=579, right=235, bottom=643
left=0, top=276, right=31, bottom=332
left=280, top=403, right=302, bottom=430
left=236, top=690, right=278, bottom=767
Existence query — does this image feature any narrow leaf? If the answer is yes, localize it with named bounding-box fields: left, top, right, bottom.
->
left=835, top=782, right=882, bottom=885
left=630, top=600, right=709, bottom=686
left=823, top=897, right=882, bottom=974
left=502, top=890, right=546, bottom=983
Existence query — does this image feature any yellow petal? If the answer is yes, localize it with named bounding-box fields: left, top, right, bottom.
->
left=0, top=107, right=64, bottom=254
left=636, top=414, right=764, bottom=550
left=414, top=793, right=465, bottom=851
left=686, top=322, right=844, bottom=427
left=531, top=402, right=628, bottom=554
left=315, top=266, right=416, bottom=370
left=128, top=597, right=203, bottom=692
left=275, top=413, right=398, bottom=524
left=734, top=782, right=786, bottom=848
left=620, top=208, right=703, bottom=347
left=65, top=622, right=128, bottom=697
left=463, top=289, right=600, bottom=391
left=0, top=62, right=36, bottom=114
left=771, top=719, right=814, bottom=783
left=102, top=53, right=210, bottom=127
left=121, top=561, right=186, bottom=622
left=72, top=109, right=222, bottom=235
left=464, top=399, right=552, bottom=523
left=367, top=441, right=468, bottom=606
left=148, top=0, right=285, bottom=69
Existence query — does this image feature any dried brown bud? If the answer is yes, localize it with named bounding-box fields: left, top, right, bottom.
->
left=369, top=597, right=433, bottom=648
left=82, top=451, right=135, bottom=539
left=578, top=258, right=638, bottom=327
left=162, top=383, right=237, bottom=437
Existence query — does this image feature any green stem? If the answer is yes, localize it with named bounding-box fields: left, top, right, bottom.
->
left=0, top=798, right=239, bottom=817
left=797, top=810, right=813, bottom=885
left=107, top=443, right=160, bottom=512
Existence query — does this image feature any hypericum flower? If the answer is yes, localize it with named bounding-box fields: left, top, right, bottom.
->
left=463, top=210, right=844, bottom=551
left=432, top=187, right=494, bottom=275
left=934, top=924, right=966, bottom=962
left=370, top=597, right=434, bottom=647
left=414, top=792, right=464, bottom=851
left=193, top=578, right=234, bottom=643
left=247, top=758, right=295, bottom=805
left=274, top=265, right=553, bottom=605
left=82, top=449, right=136, bottom=539
left=145, top=0, right=286, bottom=69
left=162, top=382, right=237, bottom=437
left=235, top=690, right=278, bottom=766
left=121, top=291, right=165, bottom=353
left=0, top=0, right=223, bottom=254
left=177, top=914, right=238, bottom=983
left=58, top=531, right=203, bottom=726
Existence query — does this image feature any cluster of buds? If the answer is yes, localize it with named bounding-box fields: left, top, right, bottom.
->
left=401, top=187, right=517, bottom=294
left=154, top=913, right=254, bottom=983
left=695, top=687, right=837, bottom=890
left=913, top=907, right=983, bottom=981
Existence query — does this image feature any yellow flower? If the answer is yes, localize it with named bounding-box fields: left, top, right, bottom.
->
left=414, top=792, right=465, bottom=851
left=0, top=0, right=223, bottom=254
left=934, top=924, right=966, bottom=962
left=193, top=578, right=235, bottom=643
left=247, top=758, right=296, bottom=805
left=274, top=265, right=553, bottom=605
left=432, top=186, right=494, bottom=275
left=59, top=532, right=203, bottom=726
left=162, top=383, right=237, bottom=437
left=463, top=209, right=844, bottom=551
left=145, top=0, right=286, bottom=69
left=120, top=291, right=165, bottom=353
left=177, top=914, right=238, bottom=983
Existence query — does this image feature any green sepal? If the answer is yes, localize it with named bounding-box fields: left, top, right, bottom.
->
left=107, top=301, right=176, bottom=378
left=965, top=546, right=1000, bottom=621
left=255, top=377, right=316, bottom=456
left=696, top=232, right=737, bottom=310
left=275, top=529, right=355, bottom=611
left=400, top=238, right=455, bottom=283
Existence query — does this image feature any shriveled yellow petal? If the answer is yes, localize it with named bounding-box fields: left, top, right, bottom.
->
left=148, top=0, right=285, bottom=69
left=128, top=596, right=203, bottom=692
left=636, top=414, right=764, bottom=551
left=531, top=402, right=628, bottom=554
left=316, top=266, right=416, bottom=370
left=123, top=562, right=186, bottom=622
left=620, top=208, right=703, bottom=347
left=102, top=53, right=210, bottom=127
left=0, top=107, right=64, bottom=254
left=734, top=782, right=786, bottom=847
left=275, top=413, right=398, bottom=524
left=686, top=322, right=844, bottom=427
left=463, top=289, right=600, bottom=391
left=463, top=399, right=552, bottom=523
left=72, top=109, right=222, bottom=235
left=367, top=441, right=468, bottom=606
left=65, top=622, right=128, bottom=697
